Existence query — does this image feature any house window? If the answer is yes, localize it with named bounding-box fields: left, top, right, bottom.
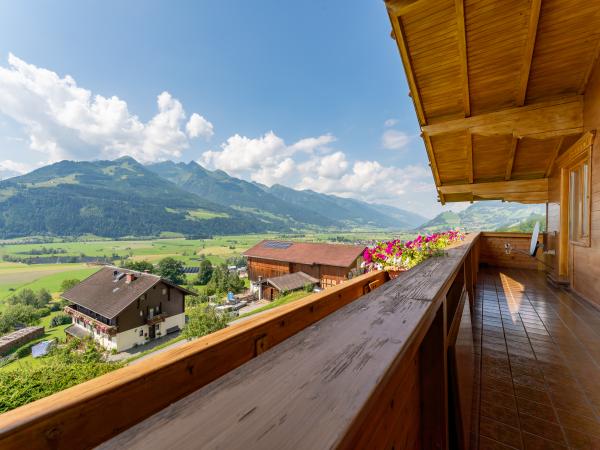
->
left=569, top=158, right=591, bottom=245
left=139, top=329, right=143, bottom=337
left=162, top=288, right=167, bottom=295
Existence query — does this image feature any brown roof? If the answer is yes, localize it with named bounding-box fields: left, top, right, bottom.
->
left=61, top=266, right=194, bottom=319
left=266, top=272, right=319, bottom=292
left=243, top=240, right=365, bottom=268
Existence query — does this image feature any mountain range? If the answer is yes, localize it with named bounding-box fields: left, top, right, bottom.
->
left=0, top=157, right=545, bottom=239
left=416, top=201, right=546, bottom=233
left=0, top=157, right=427, bottom=238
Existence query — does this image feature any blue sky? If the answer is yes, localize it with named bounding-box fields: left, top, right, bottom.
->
left=0, top=0, right=458, bottom=217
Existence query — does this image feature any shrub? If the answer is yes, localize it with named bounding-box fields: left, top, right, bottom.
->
left=60, top=279, right=80, bottom=292
left=0, top=304, right=40, bottom=334
left=50, top=313, right=72, bottom=328
left=0, top=360, right=122, bottom=413
left=37, top=307, right=51, bottom=318
left=183, top=306, right=229, bottom=339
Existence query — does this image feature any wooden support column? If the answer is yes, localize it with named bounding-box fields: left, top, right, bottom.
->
left=466, top=129, right=473, bottom=184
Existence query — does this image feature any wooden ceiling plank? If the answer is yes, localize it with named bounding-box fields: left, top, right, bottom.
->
left=455, top=0, right=470, bottom=117
left=466, top=129, right=473, bottom=183
left=389, top=12, right=427, bottom=126
left=422, top=96, right=583, bottom=136
left=516, top=0, right=542, bottom=105
left=544, top=136, right=564, bottom=177
left=385, top=0, right=437, bottom=18
left=504, top=134, right=519, bottom=180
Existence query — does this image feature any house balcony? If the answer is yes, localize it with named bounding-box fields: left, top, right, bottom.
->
left=146, top=313, right=167, bottom=326
left=1, top=232, right=598, bottom=449
left=64, top=306, right=117, bottom=336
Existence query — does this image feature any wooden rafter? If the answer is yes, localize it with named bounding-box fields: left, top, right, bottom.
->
left=388, top=12, right=427, bottom=126
left=466, top=129, right=473, bottom=183
left=544, top=137, right=564, bottom=177
left=422, top=96, right=583, bottom=137
left=422, top=132, right=445, bottom=204
left=579, top=37, right=600, bottom=94
left=385, top=0, right=432, bottom=17
left=455, top=0, right=470, bottom=117
left=504, top=134, right=519, bottom=181
left=439, top=178, right=548, bottom=197
left=516, top=0, right=542, bottom=105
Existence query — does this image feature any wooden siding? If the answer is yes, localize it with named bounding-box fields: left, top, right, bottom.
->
left=547, top=59, right=600, bottom=306
left=479, top=232, right=543, bottom=271
left=247, top=257, right=290, bottom=281
left=250, top=257, right=359, bottom=289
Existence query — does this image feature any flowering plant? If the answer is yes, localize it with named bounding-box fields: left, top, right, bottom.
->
left=362, top=230, right=465, bottom=273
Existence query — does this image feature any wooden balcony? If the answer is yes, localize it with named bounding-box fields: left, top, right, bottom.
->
left=64, top=306, right=117, bottom=336
left=1, top=232, right=598, bottom=449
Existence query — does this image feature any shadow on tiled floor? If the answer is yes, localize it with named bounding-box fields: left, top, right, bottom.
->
left=473, top=268, right=600, bottom=450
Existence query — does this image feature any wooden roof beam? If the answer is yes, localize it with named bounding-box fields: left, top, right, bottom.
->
left=385, top=0, right=433, bottom=17
left=439, top=178, right=548, bottom=197
left=389, top=12, right=427, bottom=126
left=504, top=134, right=519, bottom=181
left=455, top=0, right=470, bottom=116
left=516, top=0, right=541, bottom=105
left=422, top=96, right=583, bottom=137
left=466, top=129, right=473, bottom=183
left=544, top=137, right=564, bottom=177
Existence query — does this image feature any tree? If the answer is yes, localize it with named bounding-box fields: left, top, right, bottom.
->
left=60, top=279, right=81, bottom=292
left=7, top=288, right=51, bottom=309
left=196, top=260, right=213, bottom=285
left=205, top=264, right=244, bottom=295
left=183, top=306, right=229, bottom=339
left=156, top=257, right=185, bottom=285
left=0, top=304, right=40, bottom=334
left=122, top=260, right=155, bottom=273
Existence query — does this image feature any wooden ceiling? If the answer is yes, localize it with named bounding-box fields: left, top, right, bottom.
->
left=385, top=0, right=600, bottom=203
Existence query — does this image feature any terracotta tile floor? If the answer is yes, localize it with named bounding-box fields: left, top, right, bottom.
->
left=473, top=268, right=600, bottom=450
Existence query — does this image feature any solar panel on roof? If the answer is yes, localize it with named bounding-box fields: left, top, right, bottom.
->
left=263, top=241, right=292, bottom=249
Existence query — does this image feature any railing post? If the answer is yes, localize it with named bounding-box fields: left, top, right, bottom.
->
left=419, top=302, right=448, bottom=450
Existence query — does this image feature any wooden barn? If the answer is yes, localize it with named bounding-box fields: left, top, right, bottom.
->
left=243, top=240, right=365, bottom=289
left=261, top=272, right=319, bottom=301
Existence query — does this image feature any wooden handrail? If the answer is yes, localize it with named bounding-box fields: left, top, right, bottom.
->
left=103, top=233, right=481, bottom=450
left=0, top=269, right=389, bottom=449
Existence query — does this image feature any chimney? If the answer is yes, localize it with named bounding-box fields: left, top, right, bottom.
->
left=126, top=273, right=136, bottom=284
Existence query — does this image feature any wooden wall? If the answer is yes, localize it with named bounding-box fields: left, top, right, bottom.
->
left=547, top=60, right=600, bottom=306
left=479, top=233, right=543, bottom=270
left=247, top=258, right=290, bottom=281
left=250, top=258, right=357, bottom=289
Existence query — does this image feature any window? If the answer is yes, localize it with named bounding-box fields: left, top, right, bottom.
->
left=139, top=329, right=143, bottom=337
left=162, top=288, right=167, bottom=295
left=568, top=158, right=591, bottom=245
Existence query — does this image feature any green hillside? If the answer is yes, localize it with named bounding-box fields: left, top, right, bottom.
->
left=0, top=157, right=273, bottom=239
left=265, top=184, right=427, bottom=229
left=416, top=201, right=545, bottom=232
left=147, top=161, right=336, bottom=228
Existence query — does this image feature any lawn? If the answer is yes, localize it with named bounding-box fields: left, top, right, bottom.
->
left=237, top=290, right=311, bottom=319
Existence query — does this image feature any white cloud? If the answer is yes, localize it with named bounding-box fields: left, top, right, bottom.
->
left=186, top=112, right=214, bottom=139
left=381, top=129, right=410, bottom=150
left=0, top=53, right=213, bottom=163
left=0, top=159, right=32, bottom=179
left=384, top=118, right=398, bottom=127
left=201, top=130, right=436, bottom=211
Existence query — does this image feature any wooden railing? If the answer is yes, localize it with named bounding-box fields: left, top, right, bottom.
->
left=103, top=234, right=481, bottom=449
left=0, top=269, right=389, bottom=449
left=479, top=232, right=543, bottom=270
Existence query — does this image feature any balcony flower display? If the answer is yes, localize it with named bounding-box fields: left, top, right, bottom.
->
left=362, top=230, right=465, bottom=277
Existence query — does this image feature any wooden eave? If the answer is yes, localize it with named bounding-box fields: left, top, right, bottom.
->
left=385, top=0, right=600, bottom=203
